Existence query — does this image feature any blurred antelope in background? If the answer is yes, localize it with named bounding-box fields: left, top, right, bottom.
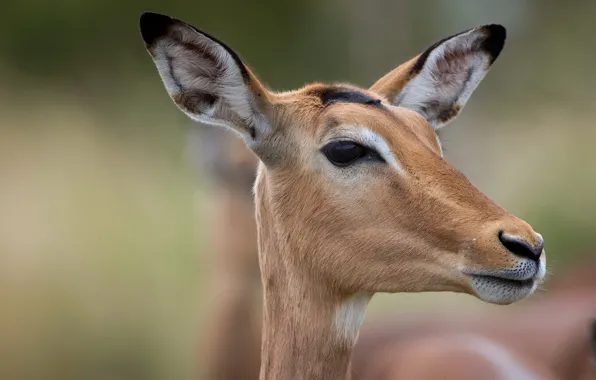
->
left=353, top=264, right=596, bottom=380
left=139, top=11, right=592, bottom=380
left=188, top=126, right=261, bottom=380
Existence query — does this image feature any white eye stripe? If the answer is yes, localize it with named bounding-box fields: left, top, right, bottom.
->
left=356, top=129, right=402, bottom=172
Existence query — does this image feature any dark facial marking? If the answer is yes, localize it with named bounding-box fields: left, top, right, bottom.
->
left=313, top=86, right=383, bottom=108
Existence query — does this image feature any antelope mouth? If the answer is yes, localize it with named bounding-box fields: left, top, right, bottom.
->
left=464, top=264, right=544, bottom=305
left=467, top=274, right=539, bottom=304
left=470, top=274, right=536, bottom=288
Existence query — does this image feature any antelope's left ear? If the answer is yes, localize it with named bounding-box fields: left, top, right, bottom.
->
left=370, top=25, right=506, bottom=129
left=139, top=12, right=274, bottom=148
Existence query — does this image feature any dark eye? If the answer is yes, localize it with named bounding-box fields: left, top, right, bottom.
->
left=322, top=141, right=382, bottom=167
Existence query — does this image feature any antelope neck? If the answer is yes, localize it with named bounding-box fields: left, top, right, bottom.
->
left=255, top=171, right=372, bottom=380
left=259, top=271, right=370, bottom=380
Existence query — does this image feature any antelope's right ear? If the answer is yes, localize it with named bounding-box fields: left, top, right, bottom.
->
left=370, top=24, right=506, bottom=130
left=139, top=12, right=273, bottom=146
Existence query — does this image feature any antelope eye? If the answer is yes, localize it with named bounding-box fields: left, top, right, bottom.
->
left=322, top=141, right=381, bottom=167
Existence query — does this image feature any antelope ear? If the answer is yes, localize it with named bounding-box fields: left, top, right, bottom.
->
left=370, top=24, right=506, bottom=129
left=139, top=12, right=273, bottom=146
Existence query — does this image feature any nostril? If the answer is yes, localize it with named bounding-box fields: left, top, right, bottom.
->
left=498, top=231, right=543, bottom=261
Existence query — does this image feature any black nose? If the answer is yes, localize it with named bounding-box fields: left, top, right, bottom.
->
left=498, top=231, right=543, bottom=261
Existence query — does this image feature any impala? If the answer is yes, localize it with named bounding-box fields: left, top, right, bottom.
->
left=139, top=12, right=546, bottom=379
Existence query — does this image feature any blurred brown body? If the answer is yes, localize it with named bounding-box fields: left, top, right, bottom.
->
left=190, top=127, right=261, bottom=380
left=194, top=131, right=595, bottom=380
left=354, top=267, right=596, bottom=380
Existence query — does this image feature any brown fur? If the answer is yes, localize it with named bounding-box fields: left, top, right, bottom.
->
left=369, top=56, right=420, bottom=101
left=140, top=13, right=546, bottom=380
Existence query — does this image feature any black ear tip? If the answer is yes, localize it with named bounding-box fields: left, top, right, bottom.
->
left=480, top=24, right=507, bottom=63
left=139, top=12, right=174, bottom=46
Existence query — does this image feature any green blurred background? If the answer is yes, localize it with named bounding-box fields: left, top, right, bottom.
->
left=0, top=1, right=595, bottom=379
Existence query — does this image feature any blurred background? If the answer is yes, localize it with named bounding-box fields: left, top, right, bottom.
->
left=1, top=0, right=595, bottom=379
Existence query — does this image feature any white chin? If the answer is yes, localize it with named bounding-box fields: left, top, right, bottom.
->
left=469, top=275, right=539, bottom=305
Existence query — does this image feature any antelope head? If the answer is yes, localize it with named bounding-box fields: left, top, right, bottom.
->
left=139, top=12, right=545, bottom=306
